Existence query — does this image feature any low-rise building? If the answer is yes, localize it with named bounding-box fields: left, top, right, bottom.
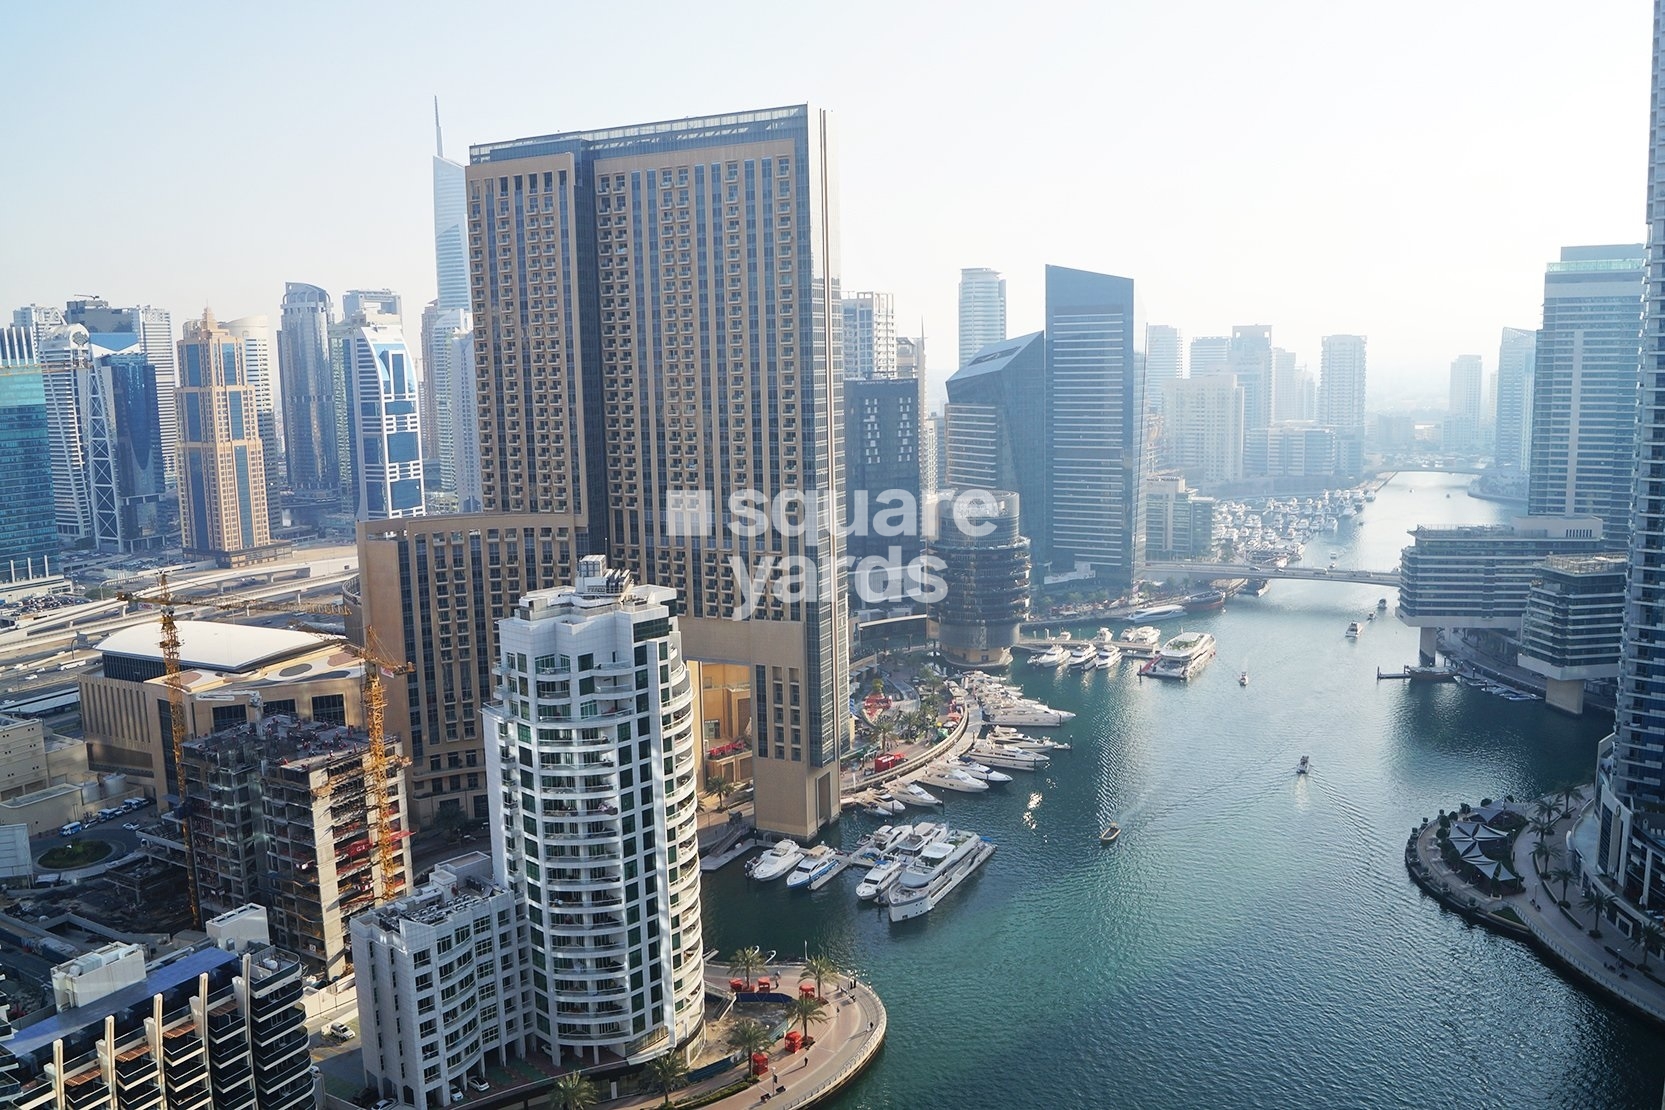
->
left=0, top=714, right=105, bottom=836
left=1517, top=553, right=1626, bottom=714
left=351, top=852, right=530, bottom=1108
left=0, top=942, right=311, bottom=1110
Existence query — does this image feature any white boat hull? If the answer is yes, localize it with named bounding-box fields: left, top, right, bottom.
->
left=887, top=838, right=997, bottom=922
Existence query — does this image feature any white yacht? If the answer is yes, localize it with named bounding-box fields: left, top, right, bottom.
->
left=1116, top=626, right=1164, bottom=656
left=987, top=727, right=1070, bottom=753
left=1095, top=642, right=1123, bottom=669
left=855, top=858, right=905, bottom=901
left=985, top=702, right=1076, bottom=727
left=785, top=845, right=840, bottom=890
left=1066, top=644, right=1095, bottom=670
left=920, top=764, right=990, bottom=793
left=968, top=741, right=1051, bottom=771
left=896, top=782, right=943, bottom=807
left=887, top=829, right=998, bottom=923
left=1148, top=632, right=1217, bottom=681
left=1345, top=621, right=1362, bottom=639
left=1128, top=603, right=1185, bottom=621
left=955, top=756, right=1014, bottom=784
left=1032, top=645, right=1068, bottom=667
left=748, top=840, right=804, bottom=881
left=893, top=821, right=950, bottom=857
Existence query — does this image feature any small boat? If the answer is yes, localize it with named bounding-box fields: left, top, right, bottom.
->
left=1067, top=644, right=1096, bottom=670
left=1345, top=621, right=1362, bottom=639
left=895, top=782, right=943, bottom=807
left=1296, top=755, right=1310, bottom=776
left=1182, top=590, right=1226, bottom=613
left=1239, top=671, right=1249, bottom=687
left=749, top=840, right=804, bottom=881
left=1095, top=642, right=1123, bottom=669
left=1099, top=822, right=1121, bottom=846
left=920, top=765, right=991, bottom=793
left=855, top=858, right=904, bottom=901
left=785, top=845, right=839, bottom=890
left=955, top=757, right=1013, bottom=784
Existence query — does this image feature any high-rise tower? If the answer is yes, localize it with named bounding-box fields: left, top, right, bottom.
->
left=0, top=327, right=58, bottom=581
left=278, top=282, right=338, bottom=505
left=1526, top=245, right=1645, bottom=545
left=221, top=314, right=284, bottom=531
left=958, top=267, right=1007, bottom=369
left=1144, top=325, right=1182, bottom=414
left=1495, top=326, right=1537, bottom=472
left=842, top=291, right=897, bottom=379
left=62, top=299, right=177, bottom=491
left=466, top=105, right=847, bottom=836
left=1446, top=354, right=1484, bottom=455
left=343, top=322, right=426, bottom=520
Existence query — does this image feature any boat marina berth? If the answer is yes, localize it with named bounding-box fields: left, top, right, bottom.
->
left=1149, top=632, right=1218, bottom=680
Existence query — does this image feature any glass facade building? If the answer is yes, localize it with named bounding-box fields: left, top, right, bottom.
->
left=944, top=332, right=1048, bottom=563
left=1527, top=244, right=1645, bottom=547
left=957, top=267, right=1006, bottom=370
left=0, top=327, right=59, bottom=581
left=1494, top=326, right=1536, bottom=472
left=278, top=283, right=338, bottom=503
left=343, top=323, right=426, bottom=520
left=177, top=310, right=277, bottom=564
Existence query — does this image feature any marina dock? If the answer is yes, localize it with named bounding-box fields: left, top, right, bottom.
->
left=809, top=852, right=856, bottom=890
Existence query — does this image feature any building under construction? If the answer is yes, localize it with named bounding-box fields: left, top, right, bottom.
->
left=180, top=716, right=410, bottom=981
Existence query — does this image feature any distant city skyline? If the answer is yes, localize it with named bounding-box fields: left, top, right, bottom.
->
left=0, top=3, right=1646, bottom=409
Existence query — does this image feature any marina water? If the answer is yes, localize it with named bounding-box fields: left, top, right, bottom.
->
left=699, top=472, right=1660, bottom=1109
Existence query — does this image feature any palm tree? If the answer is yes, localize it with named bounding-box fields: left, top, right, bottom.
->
left=710, top=777, right=736, bottom=812
left=726, top=1018, right=775, bottom=1059
left=1532, top=798, right=1557, bottom=826
left=729, top=946, right=765, bottom=990
left=646, top=1053, right=689, bottom=1108
left=1549, top=866, right=1576, bottom=905
left=551, top=1073, right=599, bottom=1110
left=870, top=722, right=893, bottom=755
left=1579, top=889, right=1609, bottom=937
left=1531, top=838, right=1553, bottom=878
left=803, top=954, right=841, bottom=1000
left=1638, top=922, right=1665, bottom=970
left=1557, top=785, right=1582, bottom=822
left=787, top=994, right=830, bottom=1041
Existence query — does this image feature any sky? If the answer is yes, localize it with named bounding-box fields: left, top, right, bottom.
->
left=1, top=0, right=1650, bottom=411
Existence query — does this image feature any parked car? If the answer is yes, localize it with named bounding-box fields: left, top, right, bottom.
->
left=468, top=1077, right=489, bottom=1093
left=325, top=1021, right=354, bottom=1040
left=372, top=1100, right=398, bottom=1110
left=122, top=822, right=140, bottom=832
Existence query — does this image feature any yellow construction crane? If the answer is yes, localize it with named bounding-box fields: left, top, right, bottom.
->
left=312, top=628, right=412, bottom=903
left=113, top=575, right=353, bottom=929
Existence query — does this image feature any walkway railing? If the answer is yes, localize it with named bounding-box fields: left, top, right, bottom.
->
left=779, top=984, right=887, bottom=1109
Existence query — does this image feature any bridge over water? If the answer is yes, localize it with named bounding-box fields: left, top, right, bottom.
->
left=1140, top=560, right=1401, bottom=588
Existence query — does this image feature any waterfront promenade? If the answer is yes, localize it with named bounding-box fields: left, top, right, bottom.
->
left=1407, top=789, right=1665, bottom=1025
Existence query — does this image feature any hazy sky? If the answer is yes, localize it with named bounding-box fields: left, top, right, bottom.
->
left=2, top=0, right=1649, bottom=409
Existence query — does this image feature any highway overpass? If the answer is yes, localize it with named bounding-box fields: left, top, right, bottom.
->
left=1141, top=561, right=1401, bottom=588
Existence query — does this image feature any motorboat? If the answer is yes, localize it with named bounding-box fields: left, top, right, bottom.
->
left=1032, top=645, right=1068, bottom=667
left=955, top=757, right=1013, bottom=784
left=1116, top=626, right=1164, bottom=656
left=1296, top=755, right=1310, bottom=776
left=887, top=829, right=997, bottom=923
left=855, top=858, right=905, bottom=901
left=989, top=728, right=1071, bottom=753
left=1345, top=621, right=1362, bottom=639
left=920, top=764, right=991, bottom=793
left=1128, top=603, right=1185, bottom=621
left=968, top=741, right=1051, bottom=771
left=984, top=702, right=1076, bottom=727
left=748, top=840, right=804, bottom=881
left=892, top=821, right=950, bottom=856
left=1148, top=632, right=1218, bottom=681
left=1239, top=670, right=1249, bottom=687
left=896, top=782, right=943, bottom=807
left=1182, top=591, right=1226, bottom=613
left=785, top=845, right=839, bottom=890
left=1095, top=642, right=1124, bottom=669
left=1066, top=644, right=1095, bottom=670
left=1099, top=822, right=1121, bottom=846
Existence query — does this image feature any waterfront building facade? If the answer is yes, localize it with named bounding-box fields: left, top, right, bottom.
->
left=465, top=105, right=847, bottom=837
left=927, top=491, right=1030, bottom=669
left=1144, top=476, right=1218, bottom=560
left=352, top=853, right=530, bottom=1109
left=482, top=557, right=705, bottom=1067
left=1495, top=327, right=1536, bottom=472
left=1593, top=4, right=1665, bottom=920
left=1526, top=245, right=1645, bottom=547
left=352, top=514, right=571, bottom=828
left=1446, top=354, right=1484, bottom=455
left=945, top=332, right=1048, bottom=563
left=1517, top=553, right=1626, bottom=715
left=842, top=291, right=897, bottom=379
left=1162, top=373, right=1244, bottom=485
left=177, top=311, right=284, bottom=565
left=0, top=327, right=61, bottom=581
left=1044, top=265, right=1145, bottom=584
left=0, top=942, right=311, bottom=1110
left=1244, top=422, right=1338, bottom=479
left=277, top=283, right=339, bottom=507
left=342, top=322, right=426, bottom=520
left=1144, top=324, right=1182, bottom=414
left=958, top=267, right=1006, bottom=369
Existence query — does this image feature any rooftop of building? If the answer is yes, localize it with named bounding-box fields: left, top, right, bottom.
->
left=98, top=620, right=334, bottom=674
left=517, top=556, right=675, bottom=620
left=357, top=853, right=507, bottom=933
left=184, top=714, right=370, bottom=775
left=1541, top=553, right=1629, bottom=576
left=472, top=104, right=810, bottom=163
left=2, top=945, right=238, bottom=1059
left=948, top=331, right=1044, bottom=383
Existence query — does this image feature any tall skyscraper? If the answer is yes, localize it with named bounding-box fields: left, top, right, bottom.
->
left=79, top=332, right=167, bottom=552
left=844, top=374, right=922, bottom=572
left=1526, top=244, right=1645, bottom=545
left=483, top=557, right=704, bottom=1066
left=425, top=103, right=473, bottom=501
left=1044, top=265, right=1145, bottom=582
left=1495, top=326, right=1536, bottom=471
left=62, top=299, right=177, bottom=491
left=421, top=305, right=472, bottom=495
left=1271, top=348, right=1307, bottom=422
left=945, top=333, right=1049, bottom=561
left=958, top=267, right=1006, bottom=369
left=1596, top=0, right=1665, bottom=917
left=177, top=309, right=276, bottom=564
left=343, top=322, right=426, bottom=520
left=842, top=291, right=897, bottom=379
left=465, top=105, right=847, bottom=836
left=1163, top=374, right=1244, bottom=484
left=278, top=282, right=339, bottom=504
left=33, top=323, right=92, bottom=540
left=450, top=325, right=482, bottom=513
left=1188, top=336, right=1231, bottom=375
left=1228, top=325, right=1273, bottom=455
left=432, top=99, right=469, bottom=313
left=0, top=327, right=58, bottom=581
left=221, top=314, right=284, bottom=531
left=1318, top=335, right=1368, bottom=432
left=1144, top=324, right=1183, bottom=413
left=342, top=289, right=402, bottom=324
left=1446, top=354, right=1484, bottom=454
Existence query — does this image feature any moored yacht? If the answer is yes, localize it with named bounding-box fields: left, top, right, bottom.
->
left=748, top=840, right=804, bottom=881
left=1095, top=642, right=1123, bottom=669
left=896, top=782, right=943, bottom=807
left=887, top=829, right=997, bottom=922
left=855, top=857, right=904, bottom=901
left=1149, top=632, right=1217, bottom=681
left=1128, top=602, right=1186, bottom=621
left=955, top=756, right=1014, bottom=784
left=1032, top=645, right=1068, bottom=667
left=1116, top=626, right=1163, bottom=656
left=968, top=741, right=1052, bottom=771
left=785, top=845, right=839, bottom=890
left=920, top=764, right=991, bottom=793
left=1066, top=644, right=1095, bottom=670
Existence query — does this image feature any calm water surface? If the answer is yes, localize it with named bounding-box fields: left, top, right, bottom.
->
left=701, top=472, right=1661, bottom=1109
